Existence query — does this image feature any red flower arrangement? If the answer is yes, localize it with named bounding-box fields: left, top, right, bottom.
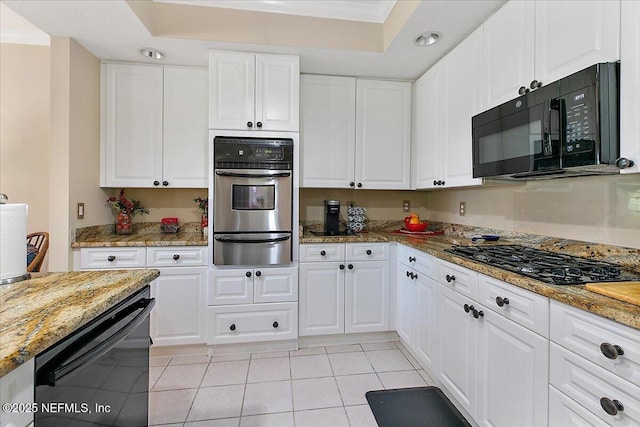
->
left=106, top=189, right=149, bottom=216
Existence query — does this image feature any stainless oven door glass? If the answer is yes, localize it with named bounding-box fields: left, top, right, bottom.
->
left=214, top=169, right=292, bottom=232
left=213, top=232, right=292, bottom=265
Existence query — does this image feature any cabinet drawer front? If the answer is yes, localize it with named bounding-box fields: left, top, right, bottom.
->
left=80, top=247, right=146, bottom=269
left=398, top=244, right=435, bottom=278
left=549, top=386, right=610, bottom=427
left=207, top=303, right=298, bottom=344
left=299, top=243, right=344, bottom=262
left=437, top=259, right=478, bottom=300
left=208, top=269, right=253, bottom=305
left=550, top=343, right=640, bottom=426
left=478, top=273, right=549, bottom=337
left=254, top=267, right=298, bottom=303
left=550, top=301, right=640, bottom=388
left=347, top=243, right=389, bottom=261
left=147, top=246, right=208, bottom=267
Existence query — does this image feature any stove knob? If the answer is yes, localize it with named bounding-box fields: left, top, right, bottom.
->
left=600, top=343, right=624, bottom=359
left=600, top=397, right=624, bottom=416
left=495, top=296, right=510, bottom=307
left=446, top=274, right=456, bottom=283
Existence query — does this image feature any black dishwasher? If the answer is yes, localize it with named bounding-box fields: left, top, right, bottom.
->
left=35, top=286, right=155, bottom=427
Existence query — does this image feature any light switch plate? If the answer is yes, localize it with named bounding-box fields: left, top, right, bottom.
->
left=459, top=201, right=466, bottom=216
left=77, top=202, right=85, bottom=219
left=403, top=200, right=410, bottom=212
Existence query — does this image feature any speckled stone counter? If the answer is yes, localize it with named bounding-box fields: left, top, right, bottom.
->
left=0, top=269, right=160, bottom=377
left=301, top=221, right=640, bottom=330
left=71, top=222, right=207, bottom=248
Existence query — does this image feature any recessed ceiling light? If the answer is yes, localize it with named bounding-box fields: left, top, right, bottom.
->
left=140, top=48, right=165, bottom=60
left=413, top=32, right=440, bottom=47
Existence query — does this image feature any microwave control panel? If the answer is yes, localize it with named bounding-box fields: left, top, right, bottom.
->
left=563, top=87, right=596, bottom=155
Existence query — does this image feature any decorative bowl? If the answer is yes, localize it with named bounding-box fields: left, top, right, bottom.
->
left=405, top=222, right=428, bottom=232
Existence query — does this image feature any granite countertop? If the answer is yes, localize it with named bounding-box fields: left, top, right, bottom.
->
left=71, top=222, right=208, bottom=248
left=301, top=222, right=640, bottom=331
left=0, top=269, right=160, bottom=378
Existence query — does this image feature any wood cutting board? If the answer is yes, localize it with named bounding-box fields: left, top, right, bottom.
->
left=585, top=282, right=640, bottom=306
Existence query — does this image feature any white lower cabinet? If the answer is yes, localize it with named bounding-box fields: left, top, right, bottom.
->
left=299, top=243, right=389, bottom=336
left=549, top=385, right=608, bottom=427
left=207, top=266, right=298, bottom=344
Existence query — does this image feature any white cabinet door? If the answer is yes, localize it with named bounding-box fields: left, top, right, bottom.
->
left=620, top=0, right=640, bottom=174
left=299, top=262, right=345, bottom=336
left=300, top=75, right=356, bottom=188
left=413, top=274, right=437, bottom=372
left=345, top=261, right=389, bottom=333
left=255, top=54, right=300, bottom=131
left=209, top=268, right=253, bottom=305
left=413, top=64, right=443, bottom=189
left=101, top=63, right=163, bottom=187
left=253, top=267, right=298, bottom=303
left=355, top=79, right=411, bottom=189
left=441, top=27, right=484, bottom=188
left=437, top=285, right=477, bottom=417
left=482, top=0, right=535, bottom=108
left=396, top=266, right=414, bottom=346
left=534, top=0, right=620, bottom=86
left=162, top=67, right=208, bottom=188
left=151, top=267, right=206, bottom=346
left=476, top=307, right=549, bottom=427
left=208, top=51, right=255, bottom=130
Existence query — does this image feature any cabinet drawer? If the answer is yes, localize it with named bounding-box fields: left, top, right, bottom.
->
left=397, top=244, right=435, bottom=278
left=299, top=243, right=345, bottom=262
left=478, top=273, right=549, bottom=337
left=437, top=259, right=478, bottom=300
left=207, top=302, right=298, bottom=344
left=147, top=246, right=208, bottom=267
left=550, top=343, right=640, bottom=426
left=347, top=243, right=389, bottom=261
left=549, top=385, right=612, bottom=427
left=254, top=267, right=298, bottom=303
left=208, top=269, right=253, bottom=305
left=80, top=247, right=146, bottom=269
left=550, top=301, right=640, bottom=388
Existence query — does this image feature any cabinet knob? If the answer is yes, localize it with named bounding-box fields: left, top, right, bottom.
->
left=320, top=250, right=326, bottom=256
left=446, top=274, right=456, bottom=283
left=107, top=255, right=116, bottom=262
left=246, top=271, right=252, bottom=278
left=463, top=304, right=474, bottom=313
left=340, top=264, right=345, bottom=270
left=162, top=180, right=169, bottom=186
left=255, top=270, right=261, bottom=277
left=530, top=80, right=542, bottom=90
left=518, top=86, right=529, bottom=96
left=412, top=272, right=418, bottom=280
left=495, top=296, right=509, bottom=307
left=230, top=324, right=236, bottom=331
left=153, top=180, right=160, bottom=186
left=600, top=397, right=624, bottom=416
left=173, top=254, right=180, bottom=261
left=348, top=264, right=354, bottom=270
left=600, top=343, right=624, bottom=360
left=357, top=183, right=363, bottom=188
left=433, top=180, right=437, bottom=186
left=472, top=309, right=484, bottom=319
left=257, top=122, right=263, bottom=128
left=406, top=270, right=411, bottom=277
left=442, top=180, right=445, bottom=186
left=615, top=157, right=635, bottom=169
left=349, top=182, right=355, bottom=187
left=366, top=249, right=372, bottom=255
left=272, top=321, right=279, bottom=328
left=247, top=121, right=253, bottom=128
left=409, top=256, right=416, bottom=262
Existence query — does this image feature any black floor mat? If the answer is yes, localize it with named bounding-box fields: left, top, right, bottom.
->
left=366, top=386, right=471, bottom=427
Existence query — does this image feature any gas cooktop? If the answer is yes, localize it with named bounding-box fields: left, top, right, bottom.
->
left=445, top=245, right=640, bottom=285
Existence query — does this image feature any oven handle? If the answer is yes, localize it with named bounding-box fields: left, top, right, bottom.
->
left=215, top=235, right=291, bottom=244
left=215, top=171, right=291, bottom=178
left=36, top=297, right=155, bottom=387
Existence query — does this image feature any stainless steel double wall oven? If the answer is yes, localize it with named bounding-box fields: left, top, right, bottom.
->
left=213, top=136, right=294, bottom=265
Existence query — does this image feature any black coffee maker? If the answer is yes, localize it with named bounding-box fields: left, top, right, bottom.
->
left=324, top=200, right=341, bottom=235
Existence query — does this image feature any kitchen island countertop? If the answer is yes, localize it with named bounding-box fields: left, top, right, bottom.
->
left=0, top=269, right=160, bottom=378
left=301, top=225, right=640, bottom=331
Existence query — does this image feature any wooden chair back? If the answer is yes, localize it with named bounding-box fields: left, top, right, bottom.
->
left=27, top=232, right=49, bottom=272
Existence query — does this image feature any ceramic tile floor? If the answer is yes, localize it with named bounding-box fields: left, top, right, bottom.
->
left=149, top=341, right=437, bottom=426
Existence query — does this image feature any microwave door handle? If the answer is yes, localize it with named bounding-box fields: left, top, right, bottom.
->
left=215, top=171, right=291, bottom=178
left=215, top=235, right=291, bottom=244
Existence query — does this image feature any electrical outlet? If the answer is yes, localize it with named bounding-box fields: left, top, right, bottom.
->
left=403, top=200, right=410, bottom=212
left=459, top=201, right=466, bottom=216
left=77, top=202, right=85, bottom=219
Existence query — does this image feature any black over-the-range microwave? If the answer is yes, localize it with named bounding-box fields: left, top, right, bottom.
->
left=472, top=62, right=631, bottom=180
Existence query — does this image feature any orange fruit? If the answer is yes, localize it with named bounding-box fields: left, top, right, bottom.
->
left=409, top=217, right=421, bottom=224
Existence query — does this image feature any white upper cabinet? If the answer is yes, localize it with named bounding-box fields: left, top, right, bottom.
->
left=301, top=75, right=411, bottom=189
left=620, top=0, right=640, bottom=174
left=209, top=51, right=299, bottom=131
left=101, top=63, right=208, bottom=188
left=300, top=75, right=356, bottom=188
left=355, top=79, right=411, bottom=190
left=412, top=65, right=442, bottom=189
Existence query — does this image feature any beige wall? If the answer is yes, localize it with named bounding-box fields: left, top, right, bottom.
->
left=426, top=174, right=640, bottom=249
left=0, top=43, right=50, bottom=239
left=107, top=188, right=208, bottom=224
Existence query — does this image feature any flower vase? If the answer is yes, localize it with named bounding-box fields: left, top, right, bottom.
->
left=201, top=213, right=208, bottom=237
left=115, top=211, right=133, bottom=235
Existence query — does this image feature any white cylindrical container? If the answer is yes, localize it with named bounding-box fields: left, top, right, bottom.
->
left=0, top=203, right=30, bottom=284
